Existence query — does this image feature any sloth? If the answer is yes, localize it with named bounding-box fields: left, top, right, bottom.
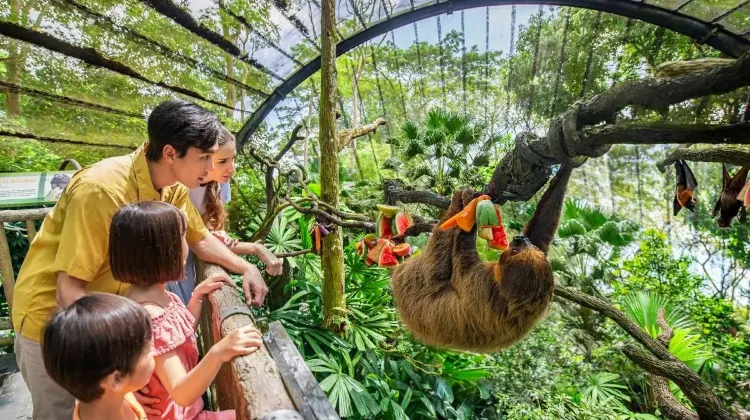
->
left=391, top=166, right=573, bottom=352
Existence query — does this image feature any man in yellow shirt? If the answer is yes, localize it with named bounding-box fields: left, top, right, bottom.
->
left=12, top=100, right=268, bottom=420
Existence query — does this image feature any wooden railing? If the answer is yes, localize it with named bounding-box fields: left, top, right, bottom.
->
left=0, top=207, right=338, bottom=419
left=0, top=207, right=52, bottom=348
left=195, top=260, right=339, bottom=420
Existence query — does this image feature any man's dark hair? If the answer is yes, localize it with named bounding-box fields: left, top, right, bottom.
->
left=42, top=293, right=152, bottom=403
left=109, top=201, right=186, bottom=286
left=145, top=99, right=222, bottom=161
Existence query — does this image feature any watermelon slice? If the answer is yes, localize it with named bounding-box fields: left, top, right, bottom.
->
left=392, top=243, right=411, bottom=257
left=377, top=204, right=400, bottom=218
left=476, top=200, right=499, bottom=227
left=392, top=212, right=414, bottom=237
left=368, top=238, right=388, bottom=262
left=488, top=225, right=509, bottom=251
left=376, top=214, right=393, bottom=239
left=378, top=245, right=399, bottom=268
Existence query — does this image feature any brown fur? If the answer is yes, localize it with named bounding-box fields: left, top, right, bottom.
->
left=391, top=167, right=573, bottom=353
left=713, top=165, right=748, bottom=228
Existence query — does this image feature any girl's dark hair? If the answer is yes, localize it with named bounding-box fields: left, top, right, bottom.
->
left=109, top=201, right=186, bottom=286
left=42, top=293, right=152, bottom=403
left=145, top=99, right=222, bottom=162
left=202, top=126, right=235, bottom=231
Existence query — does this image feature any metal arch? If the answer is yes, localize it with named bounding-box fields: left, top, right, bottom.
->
left=237, top=0, right=750, bottom=145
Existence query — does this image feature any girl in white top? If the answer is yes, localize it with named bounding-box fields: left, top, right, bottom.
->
left=167, top=127, right=282, bottom=303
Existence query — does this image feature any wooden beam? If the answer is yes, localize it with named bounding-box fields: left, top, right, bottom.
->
left=0, top=21, right=241, bottom=112
left=55, top=0, right=268, bottom=98
left=265, top=321, right=340, bottom=419
left=0, top=225, right=15, bottom=314
left=139, top=0, right=284, bottom=81
left=195, top=260, right=297, bottom=419
left=0, top=80, right=142, bottom=118
left=0, top=208, right=51, bottom=224
left=0, top=130, right=136, bottom=151
left=24, top=220, right=36, bottom=244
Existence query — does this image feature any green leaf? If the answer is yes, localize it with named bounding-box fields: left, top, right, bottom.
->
left=434, top=377, right=454, bottom=403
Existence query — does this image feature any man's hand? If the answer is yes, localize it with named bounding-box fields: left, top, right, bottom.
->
left=254, top=243, right=283, bottom=276
left=242, top=264, right=268, bottom=307
left=134, top=387, right=161, bottom=416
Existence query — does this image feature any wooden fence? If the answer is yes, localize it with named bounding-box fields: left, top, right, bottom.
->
left=0, top=207, right=338, bottom=419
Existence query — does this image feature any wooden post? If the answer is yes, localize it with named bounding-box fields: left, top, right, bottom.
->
left=24, top=220, right=36, bottom=244
left=0, top=223, right=15, bottom=314
left=195, top=260, right=297, bottom=419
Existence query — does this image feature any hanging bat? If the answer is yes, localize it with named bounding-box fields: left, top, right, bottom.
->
left=713, top=164, right=749, bottom=228
left=673, top=160, right=698, bottom=216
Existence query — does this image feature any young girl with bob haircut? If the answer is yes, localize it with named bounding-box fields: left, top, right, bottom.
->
left=43, top=293, right=154, bottom=420
left=110, top=201, right=263, bottom=420
left=168, top=126, right=282, bottom=304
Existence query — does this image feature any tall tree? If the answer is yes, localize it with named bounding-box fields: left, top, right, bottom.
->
left=318, top=0, right=346, bottom=333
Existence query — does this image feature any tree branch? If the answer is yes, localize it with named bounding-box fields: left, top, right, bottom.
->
left=578, top=54, right=750, bottom=127
left=647, top=309, right=699, bottom=420
left=273, top=123, right=305, bottom=162
left=657, top=145, right=750, bottom=172
left=383, top=179, right=451, bottom=209
left=337, top=117, right=386, bottom=152
left=555, top=286, right=736, bottom=420
left=554, top=285, right=674, bottom=361
left=284, top=196, right=375, bottom=230
left=482, top=53, right=750, bottom=204
left=578, top=122, right=750, bottom=151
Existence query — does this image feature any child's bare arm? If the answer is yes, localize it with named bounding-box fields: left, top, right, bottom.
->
left=153, top=325, right=263, bottom=406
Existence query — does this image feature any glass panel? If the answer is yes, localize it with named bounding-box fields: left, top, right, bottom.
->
left=716, top=3, right=750, bottom=33
left=681, top=0, right=744, bottom=21
left=645, top=0, right=692, bottom=10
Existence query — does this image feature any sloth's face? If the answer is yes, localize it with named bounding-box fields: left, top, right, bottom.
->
left=497, top=235, right=544, bottom=268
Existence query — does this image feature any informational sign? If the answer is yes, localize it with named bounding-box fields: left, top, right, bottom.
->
left=0, top=171, right=77, bottom=208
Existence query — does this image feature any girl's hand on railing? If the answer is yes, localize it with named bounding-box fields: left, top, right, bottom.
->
left=211, top=325, right=263, bottom=362
left=191, top=273, right=233, bottom=302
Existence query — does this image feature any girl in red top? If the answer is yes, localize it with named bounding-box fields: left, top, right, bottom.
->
left=109, top=201, right=263, bottom=420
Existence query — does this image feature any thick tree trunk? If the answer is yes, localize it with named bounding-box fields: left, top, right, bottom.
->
left=318, top=0, right=346, bottom=333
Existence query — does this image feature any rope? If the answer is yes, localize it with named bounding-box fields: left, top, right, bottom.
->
left=546, top=103, right=610, bottom=168
left=461, top=10, right=467, bottom=115
left=526, top=5, right=544, bottom=124
left=610, top=19, right=634, bottom=88
left=354, top=81, right=382, bottom=181
left=550, top=8, right=572, bottom=117
left=369, top=44, right=390, bottom=136
left=438, top=15, right=447, bottom=103
left=579, top=11, right=603, bottom=98
left=484, top=6, right=490, bottom=126
left=505, top=6, right=517, bottom=122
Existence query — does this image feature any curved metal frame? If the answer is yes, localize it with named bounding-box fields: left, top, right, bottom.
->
left=237, top=0, right=750, bottom=144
